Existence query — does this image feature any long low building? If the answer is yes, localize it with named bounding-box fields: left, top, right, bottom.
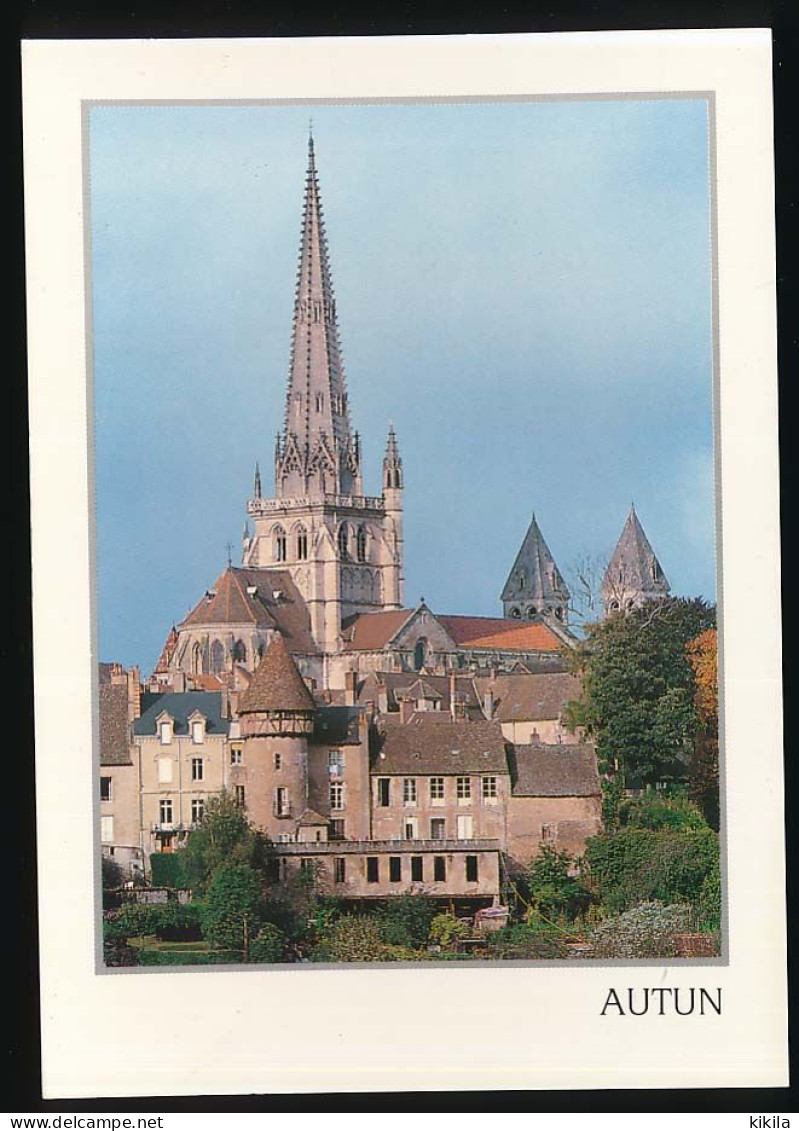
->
left=100, top=638, right=602, bottom=906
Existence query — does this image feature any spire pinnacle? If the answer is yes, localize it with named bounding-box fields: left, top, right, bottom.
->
left=275, top=133, right=359, bottom=499
left=253, top=461, right=262, bottom=498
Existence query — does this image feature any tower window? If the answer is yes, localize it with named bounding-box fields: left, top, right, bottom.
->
left=509, top=607, right=521, bottom=619
left=274, top=528, right=287, bottom=562
left=337, top=524, right=349, bottom=559
left=232, top=639, right=246, bottom=664
left=297, top=528, right=308, bottom=560
left=356, top=526, right=367, bottom=562
left=413, top=638, right=427, bottom=672
left=211, top=640, right=225, bottom=675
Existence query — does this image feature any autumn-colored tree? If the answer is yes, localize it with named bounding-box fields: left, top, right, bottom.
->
left=686, top=628, right=720, bottom=830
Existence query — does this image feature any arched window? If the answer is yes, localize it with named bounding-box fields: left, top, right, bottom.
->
left=509, top=607, right=522, bottom=619
left=527, top=605, right=537, bottom=617
left=356, top=525, right=367, bottom=562
left=211, top=640, right=225, bottom=675
left=610, top=601, right=620, bottom=612
left=232, top=639, right=246, bottom=664
left=338, top=524, right=349, bottom=559
left=192, top=641, right=203, bottom=675
left=555, top=607, right=564, bottom=621
left=296, top=527, right=308, bottom=561
left=274, top=527, right=287, bottom=562
left=413, top=638, right=427, bottom=672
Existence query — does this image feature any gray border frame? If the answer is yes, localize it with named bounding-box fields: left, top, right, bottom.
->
left=84, top=91, right=725, bottom=974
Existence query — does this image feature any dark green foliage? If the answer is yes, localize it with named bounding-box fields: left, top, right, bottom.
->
left=374, top=895, right=437, bottom=949
left=248, top=923, right=288, bottom=963
left=311, top=916, right=386, bottom=962
left=101, top=854, right=125, bottom=891
left=565, top=597, right=716, bottom=786
left=618, top=792, right=708, bottom=831
left=199, top=864, right=263, bottom=952
left=136, top=947, right=241, bottom=966
left=103, top=900, right=202, bottom=942
left=176, top=791, right=273, bottom=895
left=102, top=931, right=138, bottom=967
left=696, top=865, right=722, bottom=932
left=150, top=853, right=188, bottom=890
left=484, top=922, right=568, bottom=960
left=526, top=846, right=593, bottom=921
left=584, top=825, right=719, bottom=915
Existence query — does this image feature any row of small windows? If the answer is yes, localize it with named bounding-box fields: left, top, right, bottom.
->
left=508, top=605, right=565, bottom=621
left=397, top=814, right=477, bottom=840
left=359, top=855, right=477, bottom=884
left=273, top=525, right=369, bottom=562
left=377, top=776, right=498, bottom=806
left=189, top=639, right=259, bottom=677
left=156, top=786, right=244, bottom=827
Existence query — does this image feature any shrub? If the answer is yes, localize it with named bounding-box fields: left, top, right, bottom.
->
left=249, top=923, right=288, bottom=964
left=200, top=864, right=263, bottom=951
left=584, top=825, right=719, bottom=915
left=375, top=896, right=436, bottom=949
left=312, top=916, right=386, bottom=962
left=526, top=846, right=592, bottom=922
left=102, top=854, right=125, bottom=891
left=588, top=901, right=692, bottom=959
left=696, top=865, right=722, bottom=933
left=428, top=912, right=471, bottom=949
left=618, top=793, right=708, bottom=832
left=102, top=932, right=139, bottom=967
left=153, top=902, right=203, bottom=942
left=485, top=922, right=568, bottom=960
left=150, top=854, right=188, bottom=889
left=103, top=900, right=202, bottom=942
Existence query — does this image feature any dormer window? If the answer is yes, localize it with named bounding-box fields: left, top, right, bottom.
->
left=190, top=717, right=205, bottom=744
left=158, top=717, right=173, bottom=745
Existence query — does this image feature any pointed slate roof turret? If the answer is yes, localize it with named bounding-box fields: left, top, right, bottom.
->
left=383, top=424, right=403, bottom=490
left=501, top=513, right=570, bottom=624
left=273, top=132, right=360, bottom=499
left=238, top=633, right=316, bottom=715
left=602, top=505, right=670, bottom=614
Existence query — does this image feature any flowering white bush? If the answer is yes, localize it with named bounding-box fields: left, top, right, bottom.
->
left=589, top=901, right=692, bottom=959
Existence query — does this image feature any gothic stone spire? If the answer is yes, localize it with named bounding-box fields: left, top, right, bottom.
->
left=275, top=133, right=360, bottom=498
left=502, top=513, right=570, bottom=624
left=602, top=505, right=670, bottom=614
left=383, top=424, right=403, bottom=490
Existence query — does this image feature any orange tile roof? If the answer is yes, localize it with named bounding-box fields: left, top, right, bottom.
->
left=341, top=609, right=415, bottom=651
left=437, top=615, right=563, bottom=652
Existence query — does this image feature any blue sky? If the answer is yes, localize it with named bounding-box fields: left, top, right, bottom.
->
left=90, top=99, right=715, bottom=674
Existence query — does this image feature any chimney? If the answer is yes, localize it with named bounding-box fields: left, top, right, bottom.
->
left=483, top=688, right=494, bottom=720
left=172, top=670, right=186, bottom=694
left=344, top=670, right=357, bottom=707
left=449, top=671, right=457, bottom=721
left=399, top=697, right=414, bottom=725
left=220, top=687, right=229, bottom=719
left=377, top=685, right=389, bottom=714
left=127, top=666, right=142, bottom=720
left=228, top=689, right=239, bottom=718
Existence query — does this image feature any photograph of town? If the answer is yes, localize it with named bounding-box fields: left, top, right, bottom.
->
left=94, top=98, right=720, bottom=967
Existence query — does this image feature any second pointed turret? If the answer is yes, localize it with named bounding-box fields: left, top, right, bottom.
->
left=602, top=505, right=670, bottom=614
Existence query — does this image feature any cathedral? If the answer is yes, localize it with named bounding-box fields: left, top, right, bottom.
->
left=153, top=133, right=670, bottom=699
left=101, top=134, right=675, bottom=894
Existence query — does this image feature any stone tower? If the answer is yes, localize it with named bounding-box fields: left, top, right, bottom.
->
left=502, top=513, right=570, bottom=624
left=243, top=134, right=404, bottom=652
left=238, top=634, right=316, bottom=839
left=601, top=505, right=670, bottom=614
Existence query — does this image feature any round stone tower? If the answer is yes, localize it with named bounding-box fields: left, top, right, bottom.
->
left=237, top=634, right=316, bottom=839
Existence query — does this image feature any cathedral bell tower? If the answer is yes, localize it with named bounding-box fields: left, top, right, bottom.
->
left=243, top=134, right=405, bottom=654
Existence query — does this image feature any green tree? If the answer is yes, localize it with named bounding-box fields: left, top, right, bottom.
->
left=525, top=846, right=592, bottom=922
left=200, top=863, right=263, bottom=958
left=686, top=627, right=720, bottom=830
left=249, top=923, right=288, bottom=963
left=564, top=597, right=716, bottom=786
left=177, top=790, right=272, bottom=894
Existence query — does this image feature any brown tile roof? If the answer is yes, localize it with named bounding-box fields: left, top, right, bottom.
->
left=238, top=635, right=316, bottom=714
left=394, top=678, right=443, bottom=701
left=509, top=743, right=600, bottom=797
left=357, top=671, right=483, bottom=715
left=372, top=717, right=509, bottom=776
left=99, top=682, right=132, bottom=765
left=180, top=567, right=318, bottom=655
left=437, top=615, right=564, bottom=652
left=153, top=626, right=179, bottom=674
left=187, top=673, right=226, bottom=691
left=474, top=671, right=582, bottom=723
left=341, top=609, right=415, bottom=650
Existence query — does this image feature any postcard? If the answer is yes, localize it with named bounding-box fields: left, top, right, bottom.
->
left=22, top=31, right=786, bottom=1096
